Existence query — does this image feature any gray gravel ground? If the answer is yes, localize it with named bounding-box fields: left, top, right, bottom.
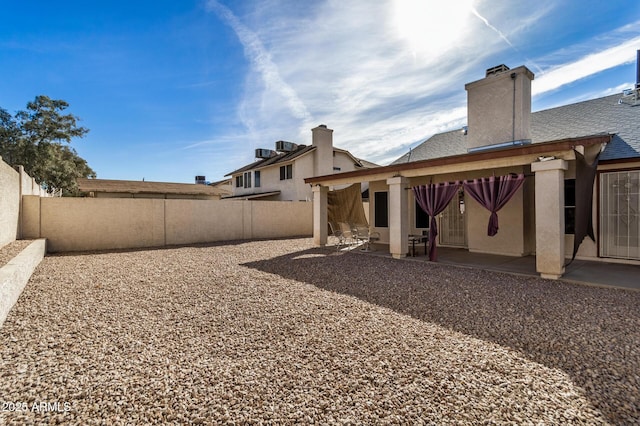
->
left=0, top=238, right=638, bottom=425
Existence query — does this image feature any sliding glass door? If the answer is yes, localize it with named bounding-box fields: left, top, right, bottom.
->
left=600, top=170, right=640, bottom=260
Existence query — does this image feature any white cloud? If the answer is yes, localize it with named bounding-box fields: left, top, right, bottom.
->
left=207, top=0, right=313, bottom=140
left=207, top=1, right=639, bottom=170
left=533, top=36, right=640, bottom=96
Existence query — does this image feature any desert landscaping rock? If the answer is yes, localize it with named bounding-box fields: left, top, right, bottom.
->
left=0, top=238, right=638, bottom=424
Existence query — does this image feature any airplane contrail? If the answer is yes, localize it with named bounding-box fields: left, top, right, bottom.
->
left=470, top=6, right=543, bottom=74
left=207, top=1, right=312, bottom=123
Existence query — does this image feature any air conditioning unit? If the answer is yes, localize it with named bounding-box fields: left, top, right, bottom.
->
left=275, top=140, right=298, bottom=152
left=255, top=148, right=276, bottom=159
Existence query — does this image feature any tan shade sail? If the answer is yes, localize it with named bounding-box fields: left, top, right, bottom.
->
left=327, top=183, right=368, bottom=227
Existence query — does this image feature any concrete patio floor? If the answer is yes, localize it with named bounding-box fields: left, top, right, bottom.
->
left=350, top=243, right=640, bottom=292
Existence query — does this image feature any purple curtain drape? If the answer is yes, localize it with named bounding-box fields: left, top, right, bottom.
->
left=462, top=173, right=525, bottom=236
left=413, top=181, right=460, bottom=261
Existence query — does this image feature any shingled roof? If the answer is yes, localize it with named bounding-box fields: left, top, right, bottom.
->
left=392, top=93, right=640, bottom=165
left=226, top=144, right=377, bottom=176
left=225, top=145, right=316, bottom=176
left=77, top=178, right=224, bottom=196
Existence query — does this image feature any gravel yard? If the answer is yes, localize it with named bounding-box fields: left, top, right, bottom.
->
left=0, top=240, right=33, bottom=269
left=0, top=238, right=638, bottom=424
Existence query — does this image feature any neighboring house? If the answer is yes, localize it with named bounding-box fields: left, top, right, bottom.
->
left=77, top=178, right=225, bottom=200
left=306, top=59, right=640, bottom=279
left=208, top=178, right=233, bottom=197
left=225, top=125, right=378, bottom=201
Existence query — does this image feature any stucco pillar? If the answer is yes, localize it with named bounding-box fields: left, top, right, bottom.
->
left=312, top=185, right=328, bottom=246
left=531, top=159, right=568, bottom=279
left=387, top=176, right=408, bottom=259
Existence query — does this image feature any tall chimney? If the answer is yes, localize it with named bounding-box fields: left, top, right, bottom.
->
left=465, top=65, right=535, bottom=152
left=312, top=124, right=334, bottom=177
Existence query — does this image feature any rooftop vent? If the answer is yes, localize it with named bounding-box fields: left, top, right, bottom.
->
left=275, top=140, right=298, bottom=152
left=485, top=64, right=510, bottom=77
left=618, top=88, right=640, bottom=106
left=618, top=50, right=640, bottom=106
left=255, top=148, right=277, bottom=159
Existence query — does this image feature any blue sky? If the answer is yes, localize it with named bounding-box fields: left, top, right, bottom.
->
left=1, top=1, right=639, bottom=183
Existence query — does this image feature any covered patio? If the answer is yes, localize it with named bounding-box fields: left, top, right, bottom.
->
left=306, top=135, right=611, bottom=280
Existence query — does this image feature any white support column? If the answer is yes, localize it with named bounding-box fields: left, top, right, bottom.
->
left=312, top=185, right=328, bottom=246
left=531, top=159, right=568, bottom=279
left=387, top=176, right=409, bottom=259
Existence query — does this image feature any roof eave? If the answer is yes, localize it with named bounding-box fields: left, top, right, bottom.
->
left=225, top=147, right=317, bottom=176
left=305, top=134, right=612, bottom=184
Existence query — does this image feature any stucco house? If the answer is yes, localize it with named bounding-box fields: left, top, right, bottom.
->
left=306, top=60, right=640, bottom=279
left=208, top=178, right=232, bottom=196
left=225, top=125, right=377, bottom=201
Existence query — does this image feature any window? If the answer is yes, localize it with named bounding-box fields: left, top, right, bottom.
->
left=415, top=200, right=430, bottom=229
left=235, top=175, right=243, bottom=188
left=374, top=191, right=389, bottom=228
left=254, top=170, right=261, bottom=188
left=279, top=164, right=293, bottom=180
left=243, top=172, right=251, bottom=188
left=333, top=167, right=341, bottom=171
left=564, top=179, right=576, bottom=234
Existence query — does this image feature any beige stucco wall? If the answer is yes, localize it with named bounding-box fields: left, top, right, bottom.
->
left=0, top=158, right=20, bottom=247
left=250, top=201, right=312, bottom=239
left=466, top=186, right=527, bottom=256
left=92, top=192, right=220, bottom=200
left=313, top=125, right=334, bottom=178
left=165, top=200, right=244, bottom=245
left=16, top=165, right=47, bottom=197
left=294, top=154, right=315, bottom=201
left=39, top=198, right=166, bottom=252
left=23, top=198, right=312, bottom=252
left=21, top=196, right=41, bottom=239
left=363, top=201, right=370, bottom=224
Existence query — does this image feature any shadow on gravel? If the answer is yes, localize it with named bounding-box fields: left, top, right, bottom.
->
left=242, top=246, right=640, bottom=425
left=44, top=237, right=299, bottom=257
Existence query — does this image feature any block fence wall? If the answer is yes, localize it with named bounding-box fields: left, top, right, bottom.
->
left=0, top=158, right=48, bottom=247
left=21, top=196, right=313, bottom=252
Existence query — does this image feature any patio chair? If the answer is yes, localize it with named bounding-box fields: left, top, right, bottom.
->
left=328, top=222, right=345, bottom=250
left=351, top=224, right=380, bottom=252
left=337, top=222, right=355, bottom=248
